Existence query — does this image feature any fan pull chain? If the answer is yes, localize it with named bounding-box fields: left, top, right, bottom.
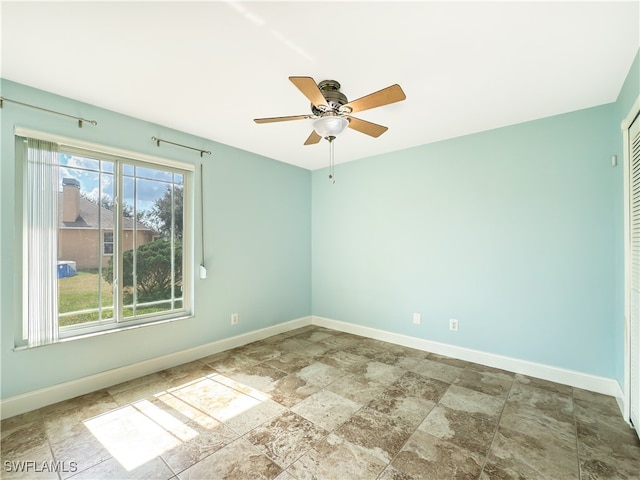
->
left=328, top=137, right=336, bottom=184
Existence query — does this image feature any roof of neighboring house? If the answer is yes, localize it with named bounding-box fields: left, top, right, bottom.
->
left=58, top=193, right=154, bottom=231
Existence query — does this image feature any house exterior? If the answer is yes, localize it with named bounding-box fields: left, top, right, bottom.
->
left=58, top=178, right=155, bottom=270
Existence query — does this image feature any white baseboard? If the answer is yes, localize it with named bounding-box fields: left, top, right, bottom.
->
left=312, top=316, right=621, bottom=398
left=0, top=316, right=312, bottom=420
left=2, top=314, right=623, bottom=420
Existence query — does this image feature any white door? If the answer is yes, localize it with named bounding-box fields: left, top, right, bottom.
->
left=629, top=111, right=640, bottom=438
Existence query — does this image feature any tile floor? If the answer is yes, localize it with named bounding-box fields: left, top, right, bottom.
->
left=2, top=325, right=639, bottom=479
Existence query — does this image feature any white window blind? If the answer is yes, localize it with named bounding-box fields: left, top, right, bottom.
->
left=24, top=138, right=60, bottom=346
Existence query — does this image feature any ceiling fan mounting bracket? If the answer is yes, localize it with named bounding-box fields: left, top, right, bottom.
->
left=311, top=79, right=349, bottom=116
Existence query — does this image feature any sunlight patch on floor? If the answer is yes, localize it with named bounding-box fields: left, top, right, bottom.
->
left=84, top=402, right=192, bottom=471
left=84, top=374, right=270, bottom=471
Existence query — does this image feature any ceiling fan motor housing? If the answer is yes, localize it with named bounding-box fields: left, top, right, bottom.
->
left=312, top=80, right=348, bottom=116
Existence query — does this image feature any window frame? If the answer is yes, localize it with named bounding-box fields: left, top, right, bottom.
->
left=103, top=231, right=114, bottom=256
left=17, top=127, right=195, bottom=344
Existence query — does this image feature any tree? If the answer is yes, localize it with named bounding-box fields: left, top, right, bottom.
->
left=101, top=184, right=183, bottom=302
left=150, top=186, right=183, bottom=240
left=102, top=239, right=182, bottom=303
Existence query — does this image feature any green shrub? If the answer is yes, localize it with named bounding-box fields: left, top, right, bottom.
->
left=103, top=239, right=182, bottom=303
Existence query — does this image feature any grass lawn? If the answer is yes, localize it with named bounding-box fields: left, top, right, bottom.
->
left=58, top=269, right=175, bottom=327
left=58, top=270, right=114, bottom=326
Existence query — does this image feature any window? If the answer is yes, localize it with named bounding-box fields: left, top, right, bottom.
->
left=103, top=231, right=114, bottom=255
left=20, top=131, right=193, bottom=345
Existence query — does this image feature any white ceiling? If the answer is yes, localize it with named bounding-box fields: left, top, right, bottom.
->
left=1, top=1, right=638, bottom=170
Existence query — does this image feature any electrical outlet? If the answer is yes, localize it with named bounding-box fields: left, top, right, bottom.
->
left=231, top=313, right=239, bottom=325
left=412, top=313, right=421, bottom=325
left=449, top=318, right=459, bottom=331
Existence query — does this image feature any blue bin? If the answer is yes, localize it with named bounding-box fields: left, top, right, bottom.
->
left=57, top=261, right=77, bottom=279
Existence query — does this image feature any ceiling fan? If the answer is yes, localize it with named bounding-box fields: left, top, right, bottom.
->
left=254, top=76, right=406, bottom=145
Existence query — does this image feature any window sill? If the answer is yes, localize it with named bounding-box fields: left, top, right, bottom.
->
left=14, top=314, right=194, bottom=351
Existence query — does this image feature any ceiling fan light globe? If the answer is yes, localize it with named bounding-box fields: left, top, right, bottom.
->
left=313, top=116, right=349, bottom=138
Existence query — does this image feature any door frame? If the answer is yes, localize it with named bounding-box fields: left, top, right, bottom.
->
left=623, top=94, right=640, bottom=429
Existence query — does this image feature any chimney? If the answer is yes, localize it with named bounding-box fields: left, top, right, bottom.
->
left=62, top=178, right=80, bottom=222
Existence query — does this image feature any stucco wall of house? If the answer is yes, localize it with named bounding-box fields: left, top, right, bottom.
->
left=58, top=229, right=154, bottom=270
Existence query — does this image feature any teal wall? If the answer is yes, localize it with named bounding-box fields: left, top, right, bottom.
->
left=312, top=103, right=621, bottom=378
left=0, top=80, right=311, bottom=399
left=1, top=48, right=638, bottom=401
left=613, top=49, right=640, bottom=385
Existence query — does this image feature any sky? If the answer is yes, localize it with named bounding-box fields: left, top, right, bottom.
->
left=59, top=153, right=182, bottom=212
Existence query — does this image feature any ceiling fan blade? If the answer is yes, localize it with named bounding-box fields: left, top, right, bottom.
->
left=289, top=76, right=328, bottom=108
left=254, top=115, right=309, bottom=124
left=346, top=116, right=388, bottom=138
left=342, top=84, right=406, bottom=114
left=304, top=130, right=322, bottom=145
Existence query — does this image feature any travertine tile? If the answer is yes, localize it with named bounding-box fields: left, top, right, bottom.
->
left=288, top=433, right=387, bottom=480
left=39, top=389, right=115, bottom=418
left=514, top=373, right=573, bottom=396
left=279, top=337, right=331, bottom=358
left=343, top=342, right=390, bottom=359
left=246, top=411, right=327, bottom=468
left=224, top=398, right=287, bottom=436
left=350, top=360, right=406, bottom=385
left=68, top=455, right=174, bottom=480
left=486, top=423, right=579, bottom=480
left=1, top=421, right=48, bottom=457
left=262, top=371, right=322, bottom=407
left=289, top=329, right=335, bottom=343
left=49, top=428, right=112, bottom=478
left=160, top=418, right=238, bottom=474
left=439, top=384, right=504, bottom=418
left=392, top=371, right=449, bottom=402
left=426, top=353, right=472, bottom=369
left=160, top=361, right=217, bottom=386
left=177, top=438, right=281, bottom=480
left=317, top=332, right=363, bottom=350
left=170, top=378, right=262, bottom=422
left=454, top=367, right=513, bottom=397
left=367, top=387, right=435, bottom=428
left=43, top=394, right=121, bottom=444
left=273, top=470, right=297, bottom=480
left=291, top=389, right=362, bottom=431
left=505, top=382, right=574, bottom=428
left=1, top=443, right=62, bottom=480
left=1, top=409, right=42, bottom=432
left=199, top=350, right=258, bottom=375
left=294, top=361, right=344, bottom=387
left=377, top=465, right=414, bottom=480
left=234, top=341, right=283, bottom=362
left=419, top=385, right=502, bottom=455
left=326, top=374, right=386, bottom=404
left=576, top=406, right=640, bottom=480
left=3, top=325, right=638, bottom=480
left=262, top=351, right=315, bottom=374
left=227, top=363, right=289, bottom=391
left=334, top=407, right=413, bottom=463
left=409, top=358, right=463, bottom=384
left=107, top=372, right=166, bottom=397
left=314, top=349, right=368, bottom=372
left=392, top=429, right=484, bottom=480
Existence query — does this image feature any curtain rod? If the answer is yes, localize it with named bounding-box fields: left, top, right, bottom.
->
left=152, top=136, right=211, bottom=157
left=0, top=97, right=98, bottom=128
